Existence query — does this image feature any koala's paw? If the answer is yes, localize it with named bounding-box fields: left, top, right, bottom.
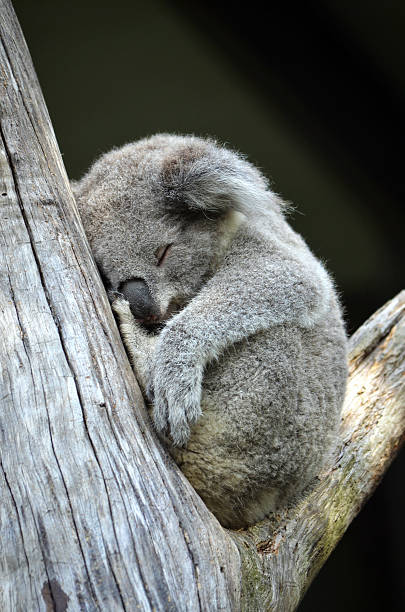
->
left=112, top=298, right=146, bottom=339
left=112, top=296, right=151, bottom=363
left=112, top=296, right=131, bottom=318
left=149, top=361, right=203, bottom=447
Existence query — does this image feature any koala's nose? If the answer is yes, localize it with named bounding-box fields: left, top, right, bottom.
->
left=118, top=278, right=160, bottom=322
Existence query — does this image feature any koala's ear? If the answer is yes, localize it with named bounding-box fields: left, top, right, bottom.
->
left=162, top=145, right=282, bottom=216
left=161, top=147, right=282, bottom=218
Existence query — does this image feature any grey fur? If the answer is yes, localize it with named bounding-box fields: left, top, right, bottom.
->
left=73, top=134, right=348, bottom=528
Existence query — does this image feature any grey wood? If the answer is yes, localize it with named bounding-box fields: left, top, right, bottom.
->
left=0, top=1, right=240, bottom=610
left=0, top=1, right=404, bottom=610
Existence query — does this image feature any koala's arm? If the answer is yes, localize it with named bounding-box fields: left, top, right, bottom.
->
left=151, top=230, right=335, bottom=445
left=112, top=298, right=157, bottom=393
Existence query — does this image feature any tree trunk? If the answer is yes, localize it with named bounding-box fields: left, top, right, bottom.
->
left=0, top=1, right=404, bottom=610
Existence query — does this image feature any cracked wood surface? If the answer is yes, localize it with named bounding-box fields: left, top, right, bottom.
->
left=0, top=1, right=239, bottom=610
left=0, top=1, right=404, bottom=610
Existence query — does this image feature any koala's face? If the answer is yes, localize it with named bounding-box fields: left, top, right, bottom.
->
left=74, top=134, right=273, bottom=327
left=93, top=205, right=218, bottom=326
left=74, top=136, right=232, bottom=326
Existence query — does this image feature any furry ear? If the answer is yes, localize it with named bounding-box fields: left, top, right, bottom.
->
left=161, top=145, right=283, bottom=217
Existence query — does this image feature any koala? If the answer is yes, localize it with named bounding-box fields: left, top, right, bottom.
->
left=73, top=134, right=348, bottom=529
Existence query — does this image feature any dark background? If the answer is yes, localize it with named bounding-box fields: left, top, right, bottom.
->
left=12, top=0, right=404, bottom=609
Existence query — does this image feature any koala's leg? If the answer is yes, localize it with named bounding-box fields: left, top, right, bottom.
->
left=112, top=298, right=157, bottom=393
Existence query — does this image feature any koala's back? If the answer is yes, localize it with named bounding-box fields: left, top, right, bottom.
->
left=171, top=290, right=346, bottom=528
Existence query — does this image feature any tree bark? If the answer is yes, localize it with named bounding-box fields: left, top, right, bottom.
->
left=0, top=1, right=404, bottom=610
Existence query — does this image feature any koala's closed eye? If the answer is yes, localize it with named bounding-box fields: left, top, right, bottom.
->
left=155, top=244, right=173, bottom=267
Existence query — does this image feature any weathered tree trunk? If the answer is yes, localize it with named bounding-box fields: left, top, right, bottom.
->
left=0, top=1, right=403, bottom=610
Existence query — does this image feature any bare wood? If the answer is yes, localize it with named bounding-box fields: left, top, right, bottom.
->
left=0, top=1, right=404, bottom=610
left=0, top=1, right=239, bottom=610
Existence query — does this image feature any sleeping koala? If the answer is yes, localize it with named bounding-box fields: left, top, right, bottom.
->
left=73, top=134, right=348, bottom=528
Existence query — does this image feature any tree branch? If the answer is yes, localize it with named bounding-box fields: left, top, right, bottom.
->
left=233, top=291, right=405, bottom=611
left=0, top=0, right=403, bottom=610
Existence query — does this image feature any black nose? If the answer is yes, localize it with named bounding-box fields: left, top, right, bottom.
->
left=118, top=278, right=160, bottom=322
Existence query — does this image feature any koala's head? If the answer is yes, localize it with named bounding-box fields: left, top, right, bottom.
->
left=73, top=134, right=280, bottom=327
